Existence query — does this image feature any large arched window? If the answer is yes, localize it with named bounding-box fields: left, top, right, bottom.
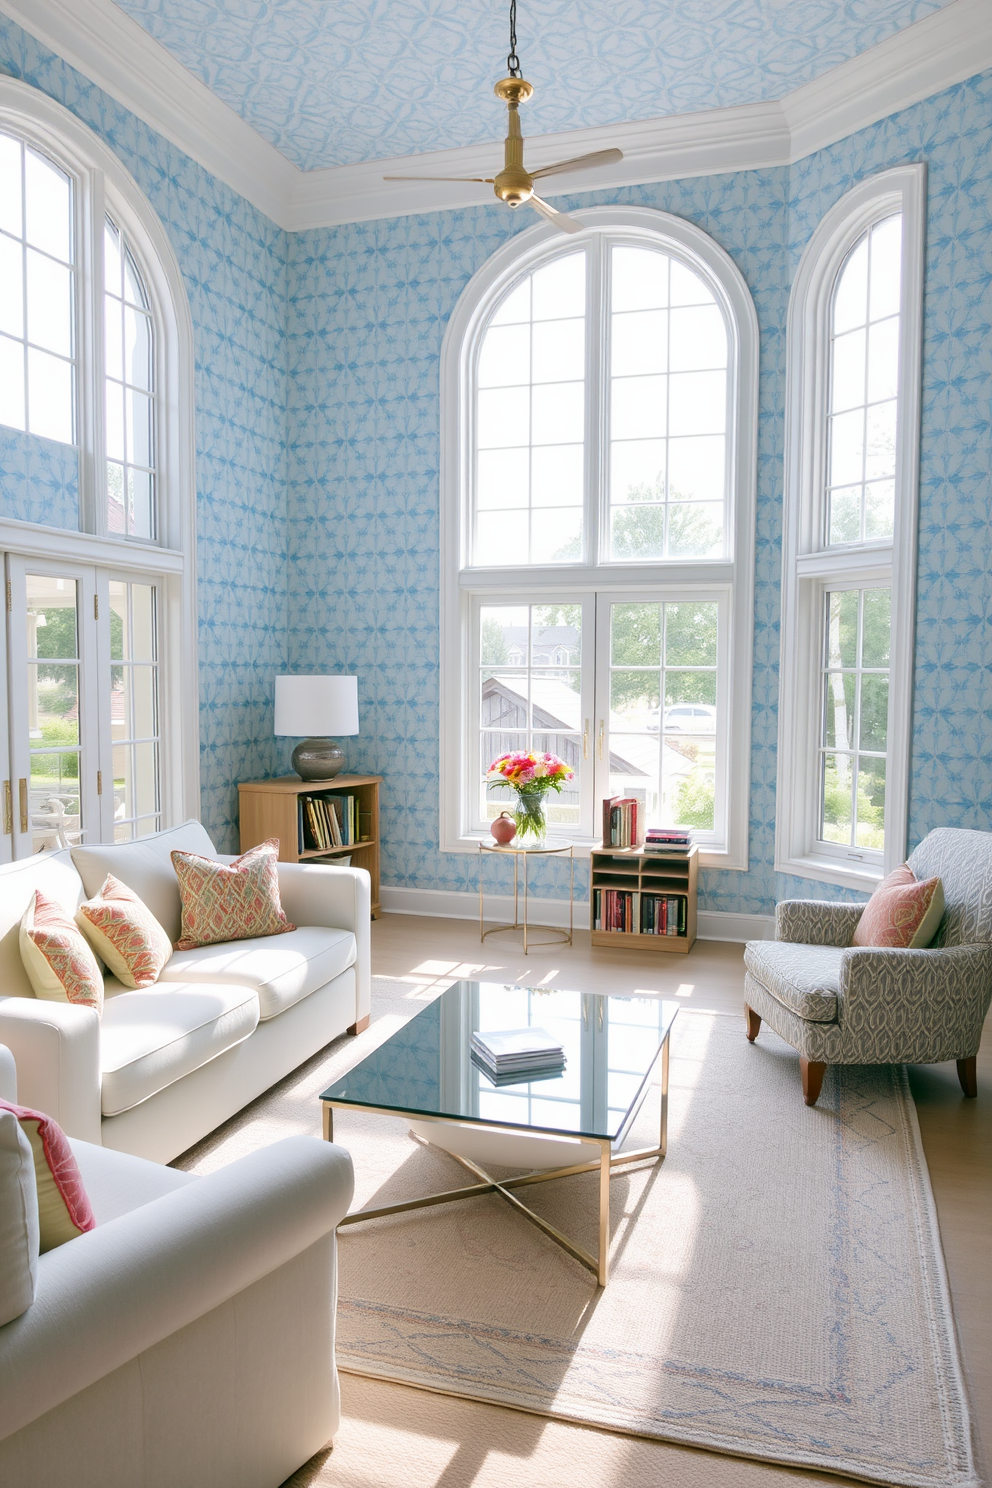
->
left=0, top=79, right=197, bottom=862
left=441, top=207, right=757, bottom=867
left=776, top=167, right=925, bottom=889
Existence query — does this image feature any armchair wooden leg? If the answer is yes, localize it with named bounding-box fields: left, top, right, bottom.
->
left=957, top=1056, right=978, bottom=1098
left=745, top=1005, right=761, bottom=1042
left=348, top=1015, right=370, bottom=1036
left=800, top=1058, right=826, bottom=1107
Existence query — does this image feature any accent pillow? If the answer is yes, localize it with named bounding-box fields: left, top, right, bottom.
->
left=0, top=1108, right=39, bottom=1323
left=76, top=874, right=173, bottom=989
left=852, top=864, right=945, bottom=949
left=171, top=838, right=295, bottom=950
left=19, top=890, right=104, bottom=1013
left=0, top=1100, right=95, bottom=1253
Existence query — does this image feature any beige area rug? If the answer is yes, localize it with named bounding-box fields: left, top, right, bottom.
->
left=175, top=977, right=977, bottom=1488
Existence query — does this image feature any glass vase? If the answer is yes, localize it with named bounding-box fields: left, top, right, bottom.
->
left=513, top=791, right=548, bottom=846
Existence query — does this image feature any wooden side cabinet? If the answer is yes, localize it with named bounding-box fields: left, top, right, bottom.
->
left=590, top=845, right=697, bottom=954
left=238, top=774, right=382, bottom=919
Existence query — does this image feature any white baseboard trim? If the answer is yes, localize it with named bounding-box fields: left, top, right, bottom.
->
left=379, top=885, right=773, bottom=943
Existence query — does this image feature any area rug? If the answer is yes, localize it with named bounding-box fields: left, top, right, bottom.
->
left=175, top=977, right=977, bottom=1488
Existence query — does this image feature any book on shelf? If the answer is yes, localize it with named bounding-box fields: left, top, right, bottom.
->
left=602, top=795, right=642, bottom=849
left=643, top=826, right=693, bottom=854
left=592, top=887, right=635, bottom=933
left=640, top=893, right=687, bottom=936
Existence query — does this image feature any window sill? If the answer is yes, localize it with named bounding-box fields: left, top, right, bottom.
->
left=775, top=852, right=880, bottom=895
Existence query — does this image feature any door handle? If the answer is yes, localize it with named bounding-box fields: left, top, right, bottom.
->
left=18, top=778, right=27, bottom=834
left=582, top=719, right=589, bottom=760
left=597, top=720, right=605, bottom=761
left=2, top=781, right=10, bottom=835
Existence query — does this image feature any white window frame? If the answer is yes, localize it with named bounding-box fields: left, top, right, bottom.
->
left=0, top=78, right=199, bottom=834
left=441, top=206, right=758, bottom=868
left=776, top=165, right=925, bottom=891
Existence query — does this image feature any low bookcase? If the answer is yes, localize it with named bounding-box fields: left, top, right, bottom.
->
left=238, top=774, right=382, bottom=918
left=590, top=844, right=697, bottom=954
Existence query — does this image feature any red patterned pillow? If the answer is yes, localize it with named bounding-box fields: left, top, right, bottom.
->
left=0, top=1100, right=95, bottom=1252
left=852, top=864, right=945, bottom=949
left=171, top=838, right=295, bottom=950
left=76, top=875, right=173, bottom=989
left=19, top=890, right=104, bottom=1013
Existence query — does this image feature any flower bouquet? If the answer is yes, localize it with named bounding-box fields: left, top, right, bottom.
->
left=485, top=750, right=574, bottom=845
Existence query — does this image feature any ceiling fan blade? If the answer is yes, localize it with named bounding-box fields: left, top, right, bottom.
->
left=530, top=148, right=624, bottom=181
left=530, top=194, right=585, bottom=236
left=382, top=175, right=494, bottom=183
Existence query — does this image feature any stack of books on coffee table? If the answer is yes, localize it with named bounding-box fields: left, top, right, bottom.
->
left=471, top=1027, right=566, bottom=1085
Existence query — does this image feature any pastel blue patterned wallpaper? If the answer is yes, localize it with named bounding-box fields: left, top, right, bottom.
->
left=111, top=0, right=951, bottom=171
left=0, top=15, right=290, bottom=850
left=286, top=70, right=992, bottom=916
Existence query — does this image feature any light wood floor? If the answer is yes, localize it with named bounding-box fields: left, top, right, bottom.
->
left=299, top=913, right=992, bottom=1488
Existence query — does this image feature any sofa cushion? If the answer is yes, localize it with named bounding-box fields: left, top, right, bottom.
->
left=0, top=850, right=84, bottom=1000
left=77, top=875, right=173, bottom=989
left=20, top=889, right=104, bottom=1012
left=157, top=926, right=356, bottom=1020
left=852, top=864, right=945, bottom=949
left=171, top=838, right=295, bottom=949
left=0, top=1107, right=38, bottom=1324
left=99, top=982, right=260, bottom=1117
left=69, top=1137, right=195, bottom=1225
left=743, top=941, right=842, bottom=1023
left=0, top=1100, right=96, bottom=1252
left=71, top=821, right=218, bottom=945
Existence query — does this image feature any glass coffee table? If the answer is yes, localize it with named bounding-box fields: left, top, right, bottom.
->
left=320, top=981, right=678, bottom=1286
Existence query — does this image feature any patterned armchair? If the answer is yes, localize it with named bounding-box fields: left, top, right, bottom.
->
left=743, top=829, right=992, bottom=1105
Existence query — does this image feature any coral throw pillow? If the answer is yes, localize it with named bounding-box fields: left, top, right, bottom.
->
left=19, top=890, right=104, bottom=1013
left=853, top=864, right=945, bottom=949
left=76, top=875, right=173, bottom=989
left=0, top=1100, right=95, bottom=1252
left=171, top=838, right=295, bottom=950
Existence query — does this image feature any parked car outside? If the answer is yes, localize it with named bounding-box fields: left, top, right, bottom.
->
left=647, top=704, right=717, bottom=733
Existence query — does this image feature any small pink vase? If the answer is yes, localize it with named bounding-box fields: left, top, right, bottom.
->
left=490, top=811, right=517, bottom=845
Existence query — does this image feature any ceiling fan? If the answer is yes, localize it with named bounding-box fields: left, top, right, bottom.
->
left=383, top=0, right=623, bottom=237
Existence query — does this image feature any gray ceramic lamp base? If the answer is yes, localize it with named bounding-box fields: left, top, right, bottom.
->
left=291, top=738, right=345, bottom=780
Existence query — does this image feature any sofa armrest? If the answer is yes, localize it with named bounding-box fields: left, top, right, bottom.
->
left=837, top=942, right=992, bottom=1060
left=0, top=998, right=101, bottom=1143
left=775, top=900, right=865, bottom=946
left=276, top=863, right=371, bottom=1025
left=0, top=1135, right=355, bottom=1439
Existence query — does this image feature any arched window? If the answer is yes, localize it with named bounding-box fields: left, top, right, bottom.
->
left=776, top=167, right=925, bottom=889
left=0, top=79, right=198, bottom=861
left=441, top=207, right=758, bottom=866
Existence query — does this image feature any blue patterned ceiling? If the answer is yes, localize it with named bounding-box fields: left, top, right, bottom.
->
left=111, top=1, right=953, bottom=171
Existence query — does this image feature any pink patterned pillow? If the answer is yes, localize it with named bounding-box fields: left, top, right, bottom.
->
left=853, top=864, right=945, bottom=949
left=0, top=1100, right=96, bottom=1252
left=171, top=838, right=295, bottom=950
left=19, top=890, right=104, bottom=1013
left=76, top=875, right=173, bottom=989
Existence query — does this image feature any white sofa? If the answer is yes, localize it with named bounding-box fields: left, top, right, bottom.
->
left=0, top=821, right=371, bottom=1162
left=0, top=1043, right=355, bottom=1488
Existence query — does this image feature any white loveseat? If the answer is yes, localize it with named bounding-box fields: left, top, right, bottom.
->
left=0, top=821, right=371, bottom=1162
left=0, top=1043, right=355, bottom=1488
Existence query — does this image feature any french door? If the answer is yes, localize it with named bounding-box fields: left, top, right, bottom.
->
left=1, top=554, right=162, bottom=861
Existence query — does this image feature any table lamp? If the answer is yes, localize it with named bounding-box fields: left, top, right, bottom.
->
left=275, top=675, right=359, bottom=780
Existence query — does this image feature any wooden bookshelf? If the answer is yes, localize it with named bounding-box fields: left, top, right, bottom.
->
left=238, top=774, right=382, bottom=918
left=589, top=844, right=697, bottom=954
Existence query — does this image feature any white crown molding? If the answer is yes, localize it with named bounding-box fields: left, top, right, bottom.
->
left=0, top=0, right=293, bottom=222
left=2, top=0, right=990, bottom=231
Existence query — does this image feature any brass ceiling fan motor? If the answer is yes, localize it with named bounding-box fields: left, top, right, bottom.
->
left=383, top=2, right=623, bottom=237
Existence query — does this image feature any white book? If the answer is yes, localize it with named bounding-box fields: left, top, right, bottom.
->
left=471, top=1027, right=564, bottom=1065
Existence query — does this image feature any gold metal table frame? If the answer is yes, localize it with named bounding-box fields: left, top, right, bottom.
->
left=321, top=1033, right=670, bottom=1288
left=478, top=839, right=575, bottom=953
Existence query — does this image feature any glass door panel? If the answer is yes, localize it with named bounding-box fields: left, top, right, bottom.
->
left=106, top=577, right=161, bottom=840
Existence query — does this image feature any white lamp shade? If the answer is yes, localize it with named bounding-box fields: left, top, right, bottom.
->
left=274, top=675, right=359, bottom=737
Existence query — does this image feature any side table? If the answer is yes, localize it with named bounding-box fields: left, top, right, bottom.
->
left=479, top=840, right=574, bottom=953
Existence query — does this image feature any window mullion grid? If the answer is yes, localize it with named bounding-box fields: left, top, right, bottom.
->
left=77, top=166, right=107, bottom=538
left=586, top=234, right=606, bottom=567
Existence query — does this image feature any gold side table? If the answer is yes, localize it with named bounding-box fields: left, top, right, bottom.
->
left=479, top=840, right=574, bottom=953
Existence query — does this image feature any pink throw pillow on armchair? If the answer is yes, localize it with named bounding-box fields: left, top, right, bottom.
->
left=0, top=1100, right=95, bottom=1252
left=852, top=864, right=945, bottom=949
